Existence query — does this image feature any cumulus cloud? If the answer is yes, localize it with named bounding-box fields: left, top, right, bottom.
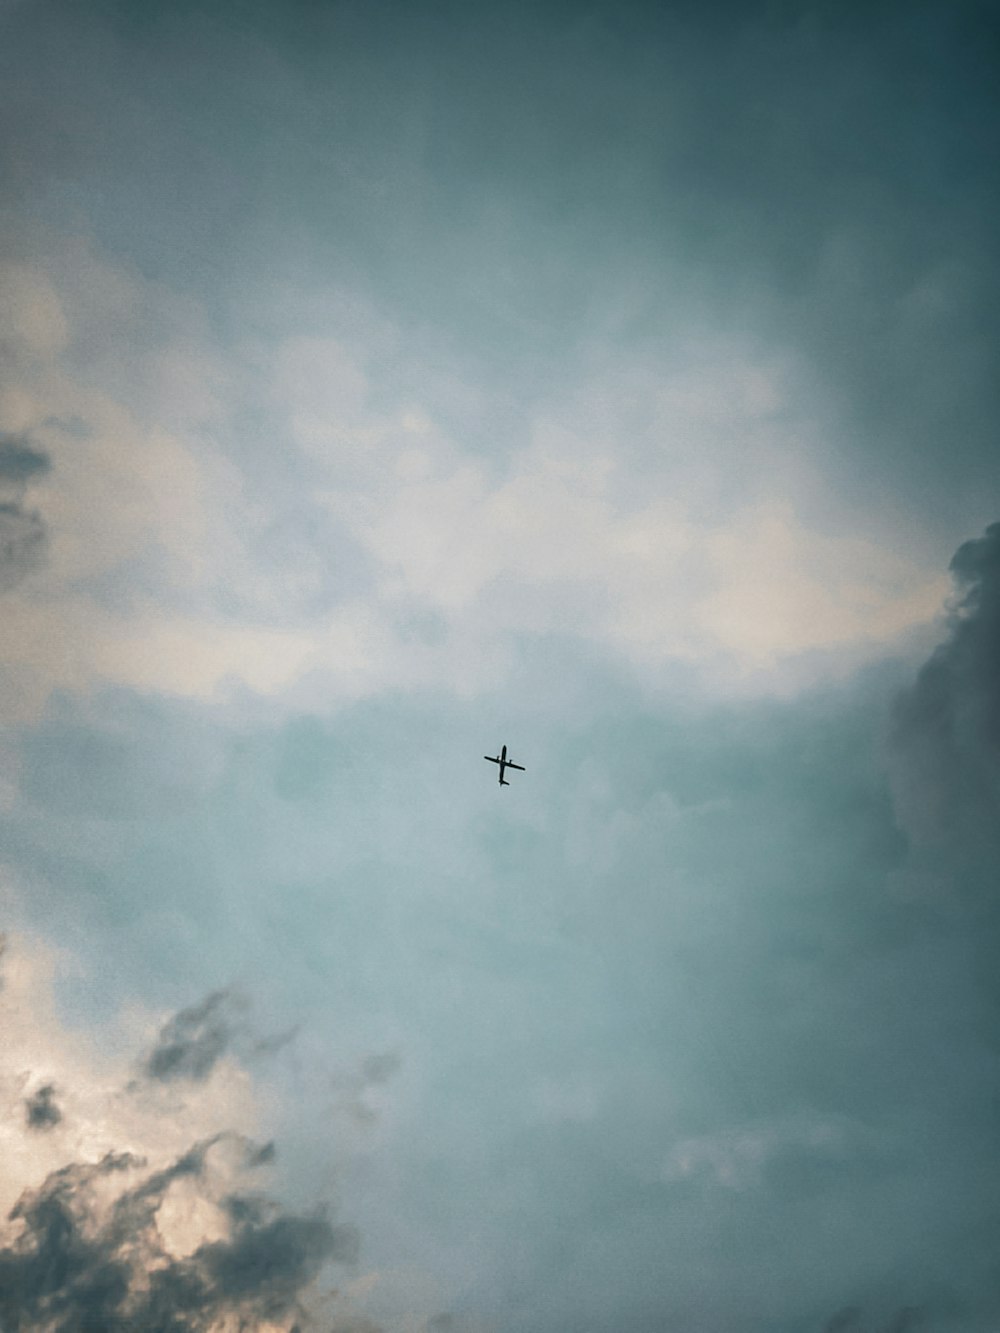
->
left=888, top=521, right=1000, bottom=847
left=0, top=237, right=955, bottom=717
left=0, top=1134, right=353, bottom=1330
left=0, top=931, right=359, bottom=1331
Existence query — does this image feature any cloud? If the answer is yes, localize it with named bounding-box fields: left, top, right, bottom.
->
left=138, top=989, right=303, bottom=1087
left=661, top=1114, right=884, bottom=1193
left=0, top=235, right=956, bottom=719
left=0, top=432, right=49, bottom=594
left=0, top=434, right=50, bottom=486
left=142, top=990, right=245, bottom=1085
left=0, top=502, right=45, bottom=592
left=23, top=1083, right=61, bottom=1131
left=0, top=930, right=360, bottom=1331
left=331, top=1052, right=402, bottom=1127
left=310, top=351, right=948, bottom=690
left=0, top=1134, right=352, bottom=1330
left=888, top=521, right=1000, bottom=848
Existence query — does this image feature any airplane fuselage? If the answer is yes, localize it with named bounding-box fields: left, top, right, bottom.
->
left=484, top=743, right=525, bottom=787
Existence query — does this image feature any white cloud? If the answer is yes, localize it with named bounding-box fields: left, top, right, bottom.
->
left=0, top=922, right=369, bottom=1329
left=0, top=241, right=953, bottom=718
left=0, top=927, right=262, bottom=1232
left=662, top=1115, right=863, bottom=1191
left=321, top=415, right=947, bottom=682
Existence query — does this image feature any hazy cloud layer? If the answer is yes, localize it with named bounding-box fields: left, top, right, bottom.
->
left=0, top=0, right=997, bottom=1329
left=6, top=602, right=1000, bottom=1328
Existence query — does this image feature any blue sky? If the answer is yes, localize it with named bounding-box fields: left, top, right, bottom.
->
left=0, top=1, right=998, bottom=1329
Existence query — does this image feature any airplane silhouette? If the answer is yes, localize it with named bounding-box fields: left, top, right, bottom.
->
left=484, top=744, right=525, bottom=786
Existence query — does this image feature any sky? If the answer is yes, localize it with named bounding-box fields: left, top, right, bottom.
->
left=0, top=0, right=998, bottom=1328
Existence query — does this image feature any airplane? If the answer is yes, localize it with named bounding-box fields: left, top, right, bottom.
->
left=484, top=744, right=525, bottom=787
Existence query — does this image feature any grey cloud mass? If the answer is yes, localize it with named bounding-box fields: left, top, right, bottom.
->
left=1, top=0, right=996, bottom=539
left=23, top=1082, right=62, bottom=1131
left=889, top=522, right=1000, bottom=850
left=0, top=1136, right=352, bottom=1330
left=0, top=436, right=50, bottom=486
left=143, top=990, right=244, bottom=1083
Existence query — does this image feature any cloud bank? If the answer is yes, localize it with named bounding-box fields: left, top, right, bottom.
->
left=0, top=932, right=360, bottom=1331
left=0, top=1136, right=350, bottom=1331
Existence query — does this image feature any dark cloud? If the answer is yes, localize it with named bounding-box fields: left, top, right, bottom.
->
left=140, top=988, right=299, bottom=1085
left=0, top=502, right=46, bottom=593
left=0, top=1135, right=354, bottom=1330
left=0, top=435, right=50, bottom=485
left=142, top=989, right=244, bottom=1084
left=24, top=1082, right=62, bottom=1131
left=247, top=1139, right=276, bottom=1168
left=889, top=521, right=1000, bottom=848
left=0, top=434, right=50, bottom=593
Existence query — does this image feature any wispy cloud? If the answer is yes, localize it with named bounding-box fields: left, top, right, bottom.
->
left=0, top=240, right=954, bottom=721
left=142, top=990, right=246, bottom=1085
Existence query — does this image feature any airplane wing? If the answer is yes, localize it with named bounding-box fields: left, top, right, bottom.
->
left=506, top=762, right=525, bottom=771
left=484, top=756, right=500, bottom=764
